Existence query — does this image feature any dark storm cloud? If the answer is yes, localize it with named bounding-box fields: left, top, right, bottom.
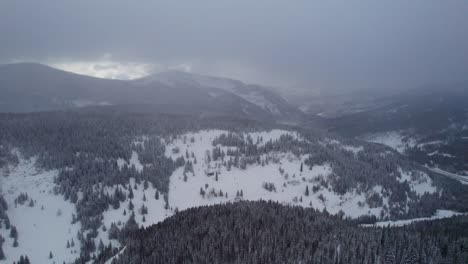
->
left=1, top=1, right=467, bottom=91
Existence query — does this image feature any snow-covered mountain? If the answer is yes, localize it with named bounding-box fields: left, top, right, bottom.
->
left=137, top=70, right=303, bottom=123
left=0, top=63, right=303, bottom=123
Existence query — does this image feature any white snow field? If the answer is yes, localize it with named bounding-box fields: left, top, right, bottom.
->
left=0, top=156, right=81, bottom=264
left=163, top=130, right=426, bottom=218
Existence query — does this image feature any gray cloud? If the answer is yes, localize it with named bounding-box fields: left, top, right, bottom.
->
left=1, top=1, right=467, bottom=92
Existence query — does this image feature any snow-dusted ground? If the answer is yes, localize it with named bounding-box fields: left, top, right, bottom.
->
left=362, top=210, right=465, bottom=227
left=0, top=156, right=81, bottom=264
left=96, top=177, right=169, bottom=250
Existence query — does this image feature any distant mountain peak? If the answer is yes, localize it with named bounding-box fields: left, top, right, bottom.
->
left=137, top=70, right=303, bottom=120
left=138, top=70, right=243, bottom=90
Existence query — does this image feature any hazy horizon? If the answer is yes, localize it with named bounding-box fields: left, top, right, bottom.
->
left=1, top=1, right=468, bottom=94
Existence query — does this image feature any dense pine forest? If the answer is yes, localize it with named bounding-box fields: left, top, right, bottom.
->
left=109, top=200, right=468, bottom=264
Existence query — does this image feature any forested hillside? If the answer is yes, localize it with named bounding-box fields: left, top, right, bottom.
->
left=0, top=108, right=467, bottom=263
left=321, top=85, right=468, bottom=175
left=109, top=201, right=468, bottom=264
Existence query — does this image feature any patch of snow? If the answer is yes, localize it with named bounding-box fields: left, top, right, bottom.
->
left=427, top=151, right=455, bottom=158
left=417, top=140, right=445, bottom=148
left=322, top=138, right=363, bottom=154
left=71, top=99, right=112, bottom=108
left=362, top=210, right=465, bottom=227
left=398, top=168, right=437, bottom=196
left=342, top=145, right=364, bottom=154
left=246, top=130, right=301, bottom=146
left=128, top=151, right=143, bottom=172
left=116, top=151, right=143, bottom=172
left=116, top=158, right=127, bottom=170
left=363, top=131, right=416, bottom=153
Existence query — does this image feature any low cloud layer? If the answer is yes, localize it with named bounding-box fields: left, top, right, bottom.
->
left=1, top=1, right=468, bottom=93
left=52, top=60, right=154, bottom=80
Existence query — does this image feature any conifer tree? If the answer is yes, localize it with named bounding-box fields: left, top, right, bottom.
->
left=10, top=225, right=17, bottom=238
left=98, top=239, right=104, bottom=252
left=0, top=240, right=5, bottom=260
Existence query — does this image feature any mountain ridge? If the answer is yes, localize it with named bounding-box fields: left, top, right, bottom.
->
left=0, top=63, right=303, bottom=123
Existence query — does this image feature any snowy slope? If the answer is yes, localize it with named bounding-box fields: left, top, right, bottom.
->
left=162, top=130, right=428, bottom=219
left=96, top=177, right=169, bottom=251
left=0, top=156, right=81, bottom=264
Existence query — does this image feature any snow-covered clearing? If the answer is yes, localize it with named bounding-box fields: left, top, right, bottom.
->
left=0, top=156, right=81, bottom=264
left=363, top=131, right=416, bottom=153
left=117, top=151, right=143, bottom=172
left=397, top=168, right=437, bottom=195
left=322, top=138, right=364, bottom=155
left=165, top=130, right=382, bottom=218
left=417, top=140, right=446, bottom=148
left=362, top=210, right=465, bottom=227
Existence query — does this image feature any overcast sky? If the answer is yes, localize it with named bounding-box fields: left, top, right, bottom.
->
left=1, top=1, right=467, bottom=93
